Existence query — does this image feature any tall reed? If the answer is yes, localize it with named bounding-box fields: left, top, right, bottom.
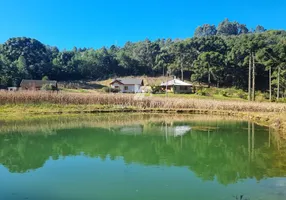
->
left=1, top=91, right=286, bottom=112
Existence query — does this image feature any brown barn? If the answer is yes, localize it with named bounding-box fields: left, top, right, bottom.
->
left=20, top=80, right=58, bottom=90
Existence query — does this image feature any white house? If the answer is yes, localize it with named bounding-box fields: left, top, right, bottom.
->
left=110, top=78, right=144, bottom=93
left=160, top=79, right=192, bottom=94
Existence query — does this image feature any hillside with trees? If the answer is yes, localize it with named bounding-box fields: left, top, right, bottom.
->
left=0, top=19, right=286, bottom=99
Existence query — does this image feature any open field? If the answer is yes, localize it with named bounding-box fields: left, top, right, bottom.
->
left=0, top=91, right=285, bottom=112
left=58, top=77, right=278, bottom=102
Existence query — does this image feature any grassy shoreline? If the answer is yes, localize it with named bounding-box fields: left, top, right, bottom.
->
left=0, top=113, right=245, bottom=135
left=1, top=103, right=285, bottom=138
left=0, top=91, right=285, bottom=138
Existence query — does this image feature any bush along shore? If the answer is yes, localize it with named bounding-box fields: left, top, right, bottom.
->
left=0, top=91, right=286, bottom=137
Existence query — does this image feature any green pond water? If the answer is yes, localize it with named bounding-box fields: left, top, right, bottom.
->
left=0, top=114, right=286, bottom=200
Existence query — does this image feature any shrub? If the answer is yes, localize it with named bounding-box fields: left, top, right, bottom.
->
left=196, top=88, right=208, bottom=96
left=278, top=98, right=286, bottom=103
left=234, top=89, right=247, bottom=99
left=102, top=87, right=120, bottom=93
left=42, top=76, right=49, bottom=81
left=219, top=89, right=228, bottom=97
left=150, top=86, right=162, bottom=94
left=255, top=91, right=267, bottom=102
left=41, top=84, right=57, bottom=91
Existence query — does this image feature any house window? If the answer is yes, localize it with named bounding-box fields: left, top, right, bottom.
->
left=124, top=86, right=128, bottom=90
left=115, top=86, right=119, bottom=89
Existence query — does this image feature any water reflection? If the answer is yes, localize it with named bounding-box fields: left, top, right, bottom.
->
left=0, top=114, right=285, bottom=186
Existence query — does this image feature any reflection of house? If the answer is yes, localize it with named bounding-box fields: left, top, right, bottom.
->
left=142, top=124, right=192, bottom=137
left=118, top=125, right=143, bottom=135
left=114, top=124, right=191, bottom=137
left=173, top=126, right=192, bottom=137
left=20, top=80, right=58, bottom=90
left=161, top=79, right=192, bottom=94
left=167, top=125, right=192, bottom=137
left=110, top=78, right=144, bottom=93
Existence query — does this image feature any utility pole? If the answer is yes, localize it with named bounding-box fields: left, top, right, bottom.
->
left=165, top=73, right=169, bottom=97
left=269, top=66, right=272, bottom=102
left=180, top=54, right=184, bottom=81
left=277, top=66, right=280, bottom=101
left=208, top=63, right=211, bottom=88
left=252, top=53, right=256, bottom=101
left=248, top=52, right=252, bottom=101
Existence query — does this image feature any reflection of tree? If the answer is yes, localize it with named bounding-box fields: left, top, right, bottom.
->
left=0, top=114, right=242, bottom=134
left=0, top=135, right=52, bottom=173
left=0, top=121, right=285, bottom=186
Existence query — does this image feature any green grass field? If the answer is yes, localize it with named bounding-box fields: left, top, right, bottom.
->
left=59, top=77, right=271, bottom=102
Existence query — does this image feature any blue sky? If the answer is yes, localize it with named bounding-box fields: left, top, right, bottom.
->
left=0, top=0, right=285, bottom=50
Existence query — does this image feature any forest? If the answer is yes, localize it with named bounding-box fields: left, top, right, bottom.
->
left=0, top=19, right=286, bottom=99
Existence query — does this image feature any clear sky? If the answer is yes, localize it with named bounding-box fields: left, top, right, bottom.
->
left=1, top=0, right=285, bottom=50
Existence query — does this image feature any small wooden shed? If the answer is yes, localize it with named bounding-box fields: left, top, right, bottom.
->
left=20, top=80, right=58, bottom=91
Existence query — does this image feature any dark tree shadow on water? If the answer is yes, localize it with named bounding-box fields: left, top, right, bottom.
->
left=233, top=195, right=249, bottom=200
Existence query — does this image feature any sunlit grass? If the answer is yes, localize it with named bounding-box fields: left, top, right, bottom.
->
left=148, top=93, right=247, bottom=101
left=0, top=91, right=285, bottom=112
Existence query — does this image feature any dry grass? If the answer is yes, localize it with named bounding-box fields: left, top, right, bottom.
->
left=1, top=91, right=286, bottom=113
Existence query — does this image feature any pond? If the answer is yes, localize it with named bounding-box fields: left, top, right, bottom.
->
left=0, top=114, right=285, bottom=200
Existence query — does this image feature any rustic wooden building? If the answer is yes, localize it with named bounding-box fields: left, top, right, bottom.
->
left=20, top=80, right=58, bottom=91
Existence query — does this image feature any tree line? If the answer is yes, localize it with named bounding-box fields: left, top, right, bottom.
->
left=0, top=19, right=285, bottom=100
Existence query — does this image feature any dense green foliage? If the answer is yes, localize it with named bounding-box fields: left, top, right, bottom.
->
left=0, top=19, right=285, bottom=96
